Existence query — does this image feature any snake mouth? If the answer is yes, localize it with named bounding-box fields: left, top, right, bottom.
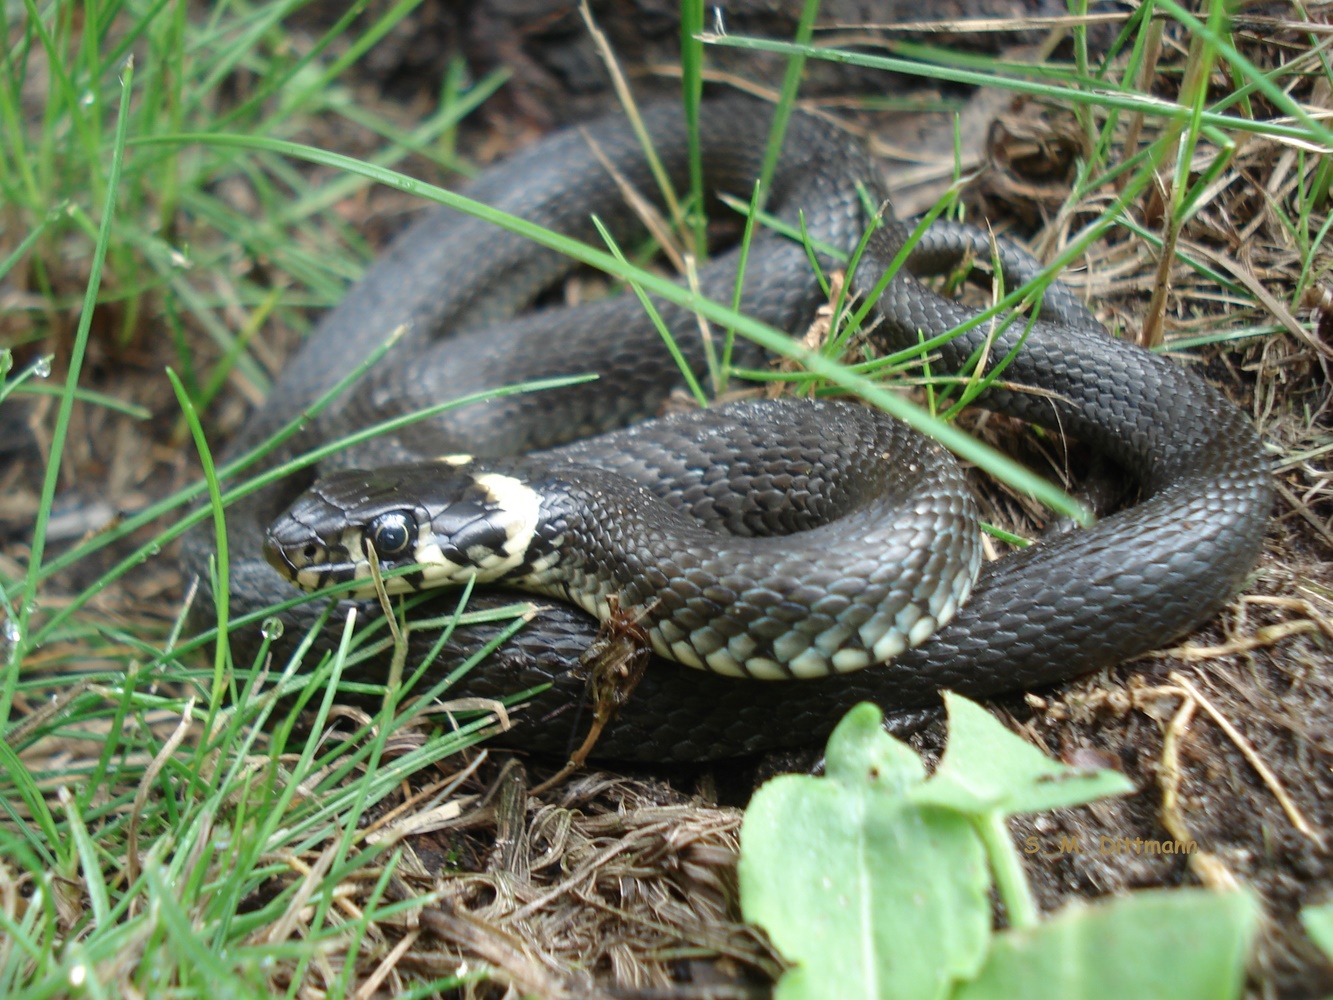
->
left=263, top=532, right=334, bottom=589
left=263, top=520, right=430, bottom=596
left=262, top=517, right=368, bottom=592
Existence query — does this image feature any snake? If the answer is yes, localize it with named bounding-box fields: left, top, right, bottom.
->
left=264, top=398, right=983, bottom=680
left=185, top=97, right=1273, bottom=762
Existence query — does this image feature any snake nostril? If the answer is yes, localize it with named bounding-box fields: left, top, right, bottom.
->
left=303, top=543, right=319, bottom=561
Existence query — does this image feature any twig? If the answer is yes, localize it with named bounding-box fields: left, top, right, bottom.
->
left=1168, top=671, right=1323, bottom=847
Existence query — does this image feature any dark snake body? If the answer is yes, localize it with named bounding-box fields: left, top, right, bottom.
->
left=187, top=99, right=1272, bottom=761
left=265, top=399, right=985, bottom=680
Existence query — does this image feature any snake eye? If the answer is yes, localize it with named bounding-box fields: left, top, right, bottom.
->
left=368, top=510, right=415, bottom=559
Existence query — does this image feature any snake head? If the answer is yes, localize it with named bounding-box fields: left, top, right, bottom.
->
left=264, top=460, right=546, bottom=598
left=263, top=466, right=431, bottom=596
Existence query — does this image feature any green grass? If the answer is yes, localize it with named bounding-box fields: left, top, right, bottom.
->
left=0, top=3, right=522, bottom=994
left=0, top=0, right=1328, bottom=995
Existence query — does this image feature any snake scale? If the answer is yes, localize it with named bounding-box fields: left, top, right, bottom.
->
left=185, top=98, right=1272, bottom=761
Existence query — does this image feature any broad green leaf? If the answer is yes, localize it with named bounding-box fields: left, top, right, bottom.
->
left=910, top=693, right=1134, bottom=816
left=1300, top=902, right=1333, bottom=961
left=954, top=889, right=1257, bottom=1000
left=740, top=704, right=991, bottom=1000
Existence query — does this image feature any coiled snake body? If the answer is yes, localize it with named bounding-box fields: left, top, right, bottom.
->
left=188, top=99, right=1272, bottom=761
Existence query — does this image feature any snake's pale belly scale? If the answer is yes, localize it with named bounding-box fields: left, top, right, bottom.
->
left=185, top=97, right=1273, bottom=761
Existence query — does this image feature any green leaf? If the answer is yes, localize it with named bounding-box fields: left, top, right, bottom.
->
left=1300, top=901, right=1333, bottom=961
left=910, top=693, right=1135, bottom=816
left=739, top=704, right=991, bottom=1000
left=954, top=890, right=1258, bottom=1000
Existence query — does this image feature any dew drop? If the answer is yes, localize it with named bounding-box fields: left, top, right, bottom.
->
left=33, top=356, right=52, bottom=378
left=2, top=617, right=19, bottom=645
left=260, top=617, right=285, bottom=640
left=78, top=90, right=94, bottom=108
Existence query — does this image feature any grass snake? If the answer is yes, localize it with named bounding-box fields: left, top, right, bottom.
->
left=186, top=98, right=1272, bottom=761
